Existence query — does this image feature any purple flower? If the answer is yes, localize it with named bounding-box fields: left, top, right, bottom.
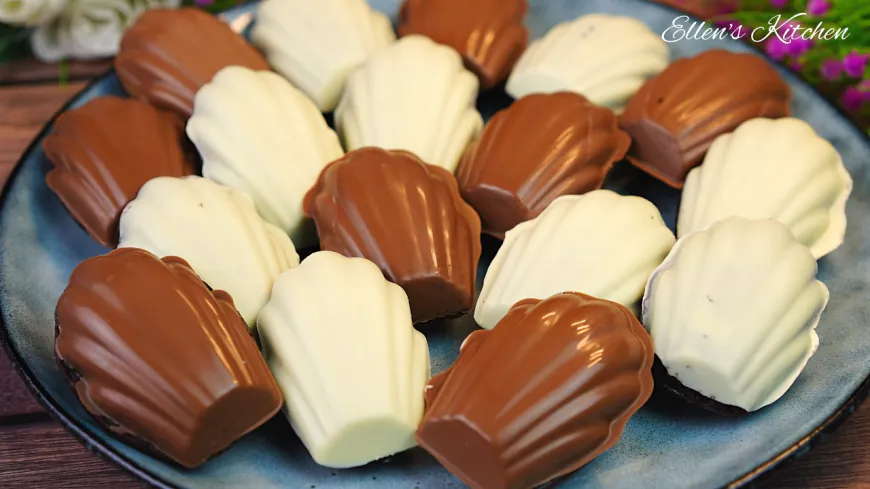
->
left=807, top=0, right=831, bottom=16
left=842, top=86, right=865, bottom=111
left=766, top=38, right=789, bottom=61
left=786, top=38, right=813, bottom=57
left=843, top=51, right=870, bottom=78
left=769, top=0, right=789, bottom=8
left=821, top=59, right=843, bottom=80
left=789, top=61, right=803, bottom=72
left=195, top=0, right=214, bottom=6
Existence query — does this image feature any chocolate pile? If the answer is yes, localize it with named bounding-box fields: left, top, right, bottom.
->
left=42, top=3, right=847, bottom=487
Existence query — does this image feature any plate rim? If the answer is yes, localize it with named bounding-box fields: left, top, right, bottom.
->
left=1, top=2, right=870, bottom=488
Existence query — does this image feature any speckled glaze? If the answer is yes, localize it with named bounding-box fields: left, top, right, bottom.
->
left=1, top=2, right=869, bottom=489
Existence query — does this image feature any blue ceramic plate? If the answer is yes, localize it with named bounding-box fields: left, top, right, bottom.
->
left=3, top=1, right=870, bottom=488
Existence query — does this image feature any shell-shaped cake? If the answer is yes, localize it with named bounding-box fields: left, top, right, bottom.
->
left=678, top=118, right=852, bottom=259
left=475, top=190, right=675, bottom=330
left=621, top=50, right=791, bottom=188
left=43, top=96, right=194, bottom=248
left=187, top=66, right=344, bottom=247
left=258, top=251, right=430, bottom=468
left=251, top=0, right=395, bottom=112
left=55, top=248, right=282, bottom=468
left=335, top=35, right=483, bottom=173
left=506, top=13, right=668, bottom=113
left=418, top=292, right=654, bottom=489
left=118, top=176, right=299, bottom=328
left=456, top=92, right=631, bottom=238
left=398, top=0, right=528, bottom=89
left=304, top=148, right=482, bottom=323
left=115, top=8, right=269, bottom=121
left=643, top=217, right=828, bottom=413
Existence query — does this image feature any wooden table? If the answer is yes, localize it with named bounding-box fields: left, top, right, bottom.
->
left=1, top=73, right=870, bottom=489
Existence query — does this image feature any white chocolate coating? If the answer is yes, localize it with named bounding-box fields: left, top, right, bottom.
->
left=187, top=66, right=343, bottom=247
left=474, top=190, right=675, bottom=329
left=506, top=13, right=668, bottom=113
left=678, top=118, right=852, bottom=259
left=251, top=0, right=395, bottom=111
left=335, top=35, right=483, bottom=173
left=643, top=217, right=828, bottom=412
left=118, top=176, right=299, bottom=328
left=257, top=251, right=430, bottom=468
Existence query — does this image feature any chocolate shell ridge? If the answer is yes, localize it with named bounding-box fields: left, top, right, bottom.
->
left=418, top=292, right=654, bottom=489
left=187, top=66, right=344, bottom=248
left=55, top=248, right=282, bottom=468
left=398, top=0, right=528, bottom=89
left=457, top=92, right=630, bottom=237
left=44, top=95, right=193, bottom=248
left=304, top=147, right=482, bottom=323
left=642, top=217, right=827, bottom=412
left=115, top=8, right=269, bottom=121
left=475, top=190, right=675, bottom=329
left=118, top=176, right=299, bottom=328
left=620, top=49, right=791, bottom=188
left=335, top=35, right=483, bottom=173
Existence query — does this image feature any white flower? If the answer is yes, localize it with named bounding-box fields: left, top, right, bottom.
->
left=30, top=0, right=180, bottom=62
left=0, top=0, right=63, bottom=26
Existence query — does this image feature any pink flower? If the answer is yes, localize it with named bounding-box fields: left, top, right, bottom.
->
left=765, top=38, right=789, bottom=61
left=195, top=0, right=214, bottom=6
left=807, top=0, right=831, bottom=16
left=789, top=61, right=803, bottom=72
left=821, top=59, right=843, bottom=80
left=769, top=0, right=789, bottom=8
left=842, top=86, right=865, bottom=111
left=843, top=51, right=870, bottom=78
left=786, top=38, right=813, bottom=57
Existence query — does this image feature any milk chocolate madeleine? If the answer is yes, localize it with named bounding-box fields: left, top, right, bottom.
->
left=456, top=92, right=630, bottom=238
left=115, top=8, right=269, bottom=121
left=418, top=292, right=654, bottom=489
left=620, top=50, right=791, bottom=188
left=398, top=0, right=528, bottom=89
left=55, top=248, right=282, bottom=468
left=303, top=148, right=482, bottom=323
left=43, top=96, right=193, bottom=248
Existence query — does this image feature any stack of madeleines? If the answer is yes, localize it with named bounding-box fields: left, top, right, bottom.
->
left=46, top=1, right=853, bottom=488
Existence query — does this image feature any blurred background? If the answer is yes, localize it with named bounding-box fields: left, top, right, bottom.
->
left=0, top=0, right=867, bottom=129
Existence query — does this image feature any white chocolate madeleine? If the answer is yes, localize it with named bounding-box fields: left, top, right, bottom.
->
left=643, top=217, right=828, bottom=412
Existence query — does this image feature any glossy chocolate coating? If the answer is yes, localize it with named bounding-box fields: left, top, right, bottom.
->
left=304, top=147, right=482, bottom=323
left=43, top=96, right=194, bottom=248
left=55, top=248, right=282, bottom=468
left=115, top=8, right=269, bottom=121
left=398, top=0, right=528, bottom=89
left=620, top=50, right=791, bottom=188
left=457, top=92, right=630, bottom=238
left=417, top=292, right=654, bottom=489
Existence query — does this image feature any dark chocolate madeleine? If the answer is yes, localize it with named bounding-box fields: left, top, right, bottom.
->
left=115, top=8, right=269, bottom=121
left=418, top=292, right=654, bottom=489
left=43, top=96, right=194, bottom=248
left=303, top=148, right=482, bottom=323
left=620, top=50, right=791, bottom=188
left=55, top=248, right=282, bottom=468
left=456, top=92, right=631, bottom=238
left=398, top=0, right=528, bottom=89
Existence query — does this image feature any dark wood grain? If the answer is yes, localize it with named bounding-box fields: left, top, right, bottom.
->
left=0, top=58, right=111, bottom=85
left=0, top=422, right=143, bottom=488
left=1, top=67, right=870, bottom=489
